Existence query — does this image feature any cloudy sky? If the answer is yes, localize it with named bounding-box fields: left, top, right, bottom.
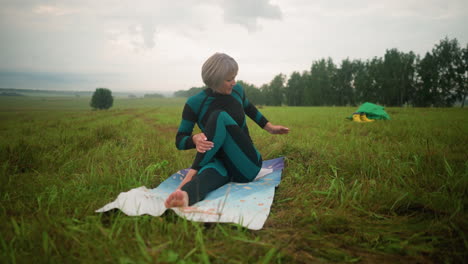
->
left=0, top=0, right=467, bottom=93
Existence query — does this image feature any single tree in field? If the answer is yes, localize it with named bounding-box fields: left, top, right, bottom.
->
left=90, top=88, right=113, bottom=110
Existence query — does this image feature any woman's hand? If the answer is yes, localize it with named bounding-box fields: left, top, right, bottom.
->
left=192, top=133, right=214, bottom=153
left=264, top=122, right=290, bottom=135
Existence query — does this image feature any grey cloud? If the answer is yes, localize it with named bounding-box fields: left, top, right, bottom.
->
left=1, top=1, right=200, bottom=51
left=103, top=1, right=212, bottom=50
left=222, top=0, right=282, bottom=31
left=292, top=0, right=468, bottom=20
left=1, top=0, right=283, bottom=51
left=141, top=22, right=157, bottom=49
left=128, top=20, right=157, bottom=50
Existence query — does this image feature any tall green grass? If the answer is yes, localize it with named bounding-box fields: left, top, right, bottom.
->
left=1, top=97, right=467, bottom=263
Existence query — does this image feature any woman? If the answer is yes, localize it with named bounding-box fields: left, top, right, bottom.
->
left=165, top=53, right=289, bottom=208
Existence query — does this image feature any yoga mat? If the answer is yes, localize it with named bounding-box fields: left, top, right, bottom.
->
left=96, top=157, right=284, bottom=230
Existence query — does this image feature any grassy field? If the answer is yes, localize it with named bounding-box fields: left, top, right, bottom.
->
left=0, top=96, right=467, bottom=263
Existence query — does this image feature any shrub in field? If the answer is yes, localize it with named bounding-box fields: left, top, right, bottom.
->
left=90, top=88, right=113, bottom=110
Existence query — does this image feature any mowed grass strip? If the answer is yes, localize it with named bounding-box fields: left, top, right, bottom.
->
left=0, top=96, right=467, bottom=263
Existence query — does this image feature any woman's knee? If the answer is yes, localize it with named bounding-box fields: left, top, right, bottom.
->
left=206, top=110, right=225, bottom=123
left=206, top=111, right=236, bottom=127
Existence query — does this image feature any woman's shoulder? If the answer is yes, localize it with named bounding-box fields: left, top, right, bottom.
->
left=233, top=83, right=244, bottom=93
left=186, top=88, right=210, bottom=109
left=231, top=84, right=245, bottom=100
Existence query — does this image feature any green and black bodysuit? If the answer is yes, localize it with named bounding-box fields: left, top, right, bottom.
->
left=175, top=84, right=269, bottom=205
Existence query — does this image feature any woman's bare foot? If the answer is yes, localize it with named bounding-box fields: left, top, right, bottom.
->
left=164, top=189, right=189, bottom=208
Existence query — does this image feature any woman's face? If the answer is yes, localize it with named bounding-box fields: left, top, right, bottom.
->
left=218, top=73, right=237, bottom=95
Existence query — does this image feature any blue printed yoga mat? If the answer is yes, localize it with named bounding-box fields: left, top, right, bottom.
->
left=96, top=157, right=284, bottom=230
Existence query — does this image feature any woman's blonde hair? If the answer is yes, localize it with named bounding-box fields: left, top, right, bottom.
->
left=201, top=53, right=238, bottom=92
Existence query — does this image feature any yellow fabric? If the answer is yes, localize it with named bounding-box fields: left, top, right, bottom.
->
left=360, top=114, right=375, bottom=122
left=352, top=114, right=362, bottom=122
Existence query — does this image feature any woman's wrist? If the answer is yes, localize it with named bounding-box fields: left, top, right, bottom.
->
left=192, top=134, right=200, bottom=145
left=264, top=122, right=272, bottom=133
